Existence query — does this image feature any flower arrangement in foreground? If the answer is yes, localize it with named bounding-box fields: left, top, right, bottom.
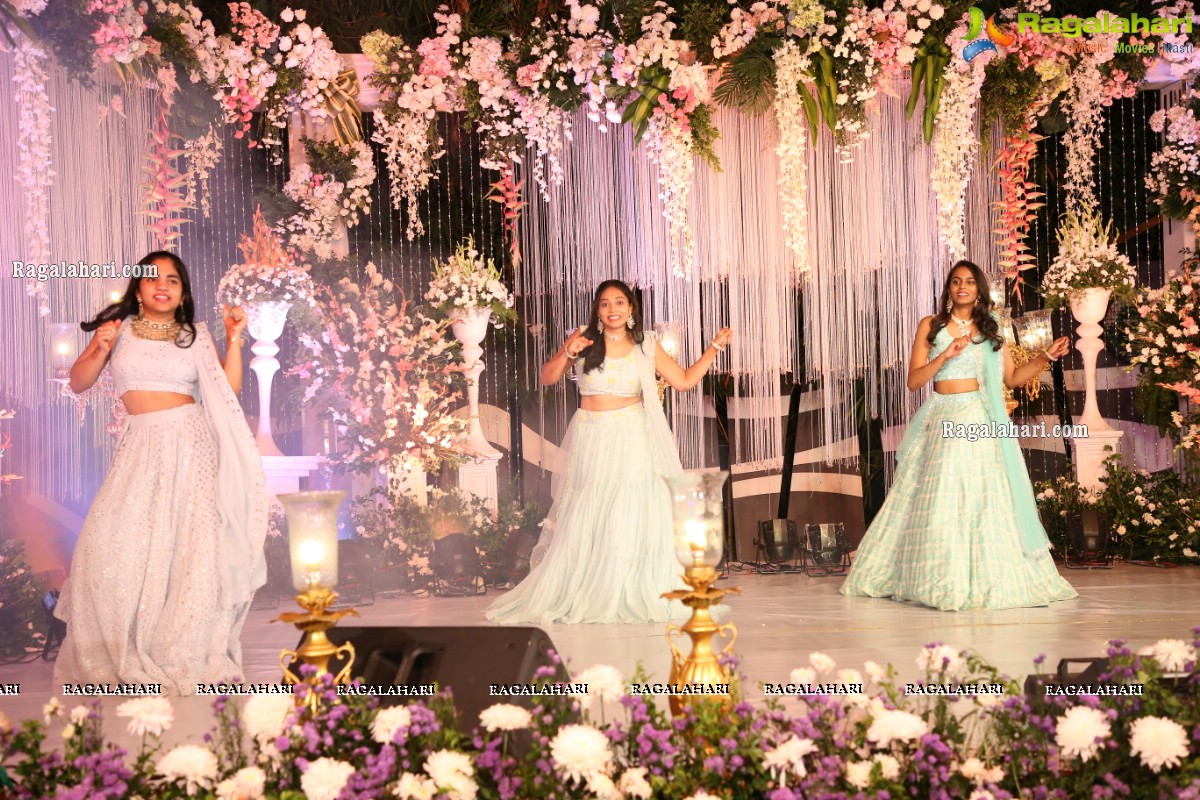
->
left=3, top=631, right=1200, bottom=798
left=278, top=138, right=375, bottom=261
left=1035, top=453, right=1200, bottom=564
left=1041, top=209, right=1138, bottom=310
left=290, top=262, right=467, bottom=476
left=1124, top=258, right=1200, bottom=458
left=425, top=237, right=517, bottom=325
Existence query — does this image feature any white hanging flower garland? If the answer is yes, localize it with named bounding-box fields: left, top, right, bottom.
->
left=774, top=40, right=812, bottom=275
left=12, top=41, right=54, bottom=316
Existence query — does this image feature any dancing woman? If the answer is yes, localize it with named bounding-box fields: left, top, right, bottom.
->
left=840, top=260, right=1078, bottom=611
left=54, top=252, right=268, bottom=693
left=487, top=280, right=732, bottom=624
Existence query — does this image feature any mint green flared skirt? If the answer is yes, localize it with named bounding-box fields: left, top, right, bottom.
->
left=840, top=390, right=1078, bottom=611
left=486, top=404, right=689, bottom=624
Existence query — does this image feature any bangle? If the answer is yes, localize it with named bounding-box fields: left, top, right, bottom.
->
left=1042, top=350, right=1057, bottom=363
left=710, top=341, right=725, bottom=352
left=230, top=335, right=245, bottom=347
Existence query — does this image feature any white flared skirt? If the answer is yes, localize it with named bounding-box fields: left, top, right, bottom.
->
left=54, top=404, right=251, bottom=694
left=486, top=404, right=688, bottom=624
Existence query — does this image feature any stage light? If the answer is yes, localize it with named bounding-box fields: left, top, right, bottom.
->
left=754, top=519, right=799, bottom=568
left=431, top=532, right=485, bottom=596
left=275, top=490, right=359, bottom=710
left=1063, top=507, right=1114, bottom=569
left=662, top=469, right=740, bottom=716
left=800, top=523, right=852, bottom=576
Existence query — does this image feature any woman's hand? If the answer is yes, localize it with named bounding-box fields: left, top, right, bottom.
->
left=223, top=304, right=248, bottom=342
left=710, top=327, right=733, bottom=351
left=1045, top=336, right=1070, bottom=360
left=942, top=335, right=970, bottom=360
left=563, top=326, right=594, bottom=359
left=89, top=320, right=120, bottom=357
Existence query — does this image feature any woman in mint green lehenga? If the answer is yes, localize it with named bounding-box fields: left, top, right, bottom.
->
left=841, top=261, right=1079, bottom=611
left=487, top=280, right=733, bottom=624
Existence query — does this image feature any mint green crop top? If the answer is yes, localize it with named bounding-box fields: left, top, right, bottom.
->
left=577, top=352, right=641, bottom=397
left=930, top=324, right=987, bottom=382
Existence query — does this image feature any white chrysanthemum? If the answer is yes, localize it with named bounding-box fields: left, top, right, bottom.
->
left=586, top=771, right=621, bottom=800
left=117, top=697, right=174, bottom=737
left=845, top=760, right=872, bottom=789
left=763, top=735, right=819, bottom=782
left=242, top=693, right=293, bottom=744
left=394, top=772, right=437, bottom=800
left=1129, top=716, right=1190, bottom=773
left=683, top=792, right=722, bottom=800
left=42, top=697, right=62, bottom=723
left=300, top=757, right=356, bottom=800
left=1054, top=706, right=1111, bottom=762
left=790, top=666, right=816, bottom=685
left=479, top=703, right=532, bottom=733
left=215, top=766, right=266, bottom=800
left=550, top=724, right=613, bottom=783
left=810, top=652, right=836, bottom=673
left=959, top=757, right=1003, bottom=785
left=425, top=749, right=477, bottom=800
left=864, top=661, right=886, bottom=682
left=1138, top=639, right=1197, bottom=673
left=618, top=767, right=653, bottom=799
left=866, top=709, right=929, bottom=748
left=575, top=664, right=625, bottom=702
left=837, top=668, right=863, bottom=686
left=69, top=705, right=90, bottom=724
left=371, top=705, right=413, bottom=744
left=916, top=644, right=964, bottom=675
left=874, top=753, right=900, bottom=780
left=156, top=745, right=219, bottom=796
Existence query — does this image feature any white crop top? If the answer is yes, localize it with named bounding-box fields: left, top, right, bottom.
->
left=110, top=324, right=199, bottom=397
left=577, top=352, right=641, bottom=397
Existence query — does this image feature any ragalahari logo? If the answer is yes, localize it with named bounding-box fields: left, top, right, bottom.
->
left=962, top=7, right=1016, bottom=62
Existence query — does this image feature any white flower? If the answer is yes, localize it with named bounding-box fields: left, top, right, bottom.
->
left=864, top=661, right=886, bottom=682
left=1129, top=716, right=1190, bottom=772
left=845, top=760, right=872, bottom=789
left=1138, top=639, right=1197, bottom=672
left=479, top=703, right=532, bottom=733
left=216, top=766, right=266, bottom=800
left=764, top=735, right=819, bottom=782
left=866, top=709, right=929, bottom=748
left=371, top=705, right=413, bottom=744
left=837, top=668, right=863, bottom=686
left=790, top=667, right=817, bottom=685
left=917, top=644, right=964, bottom=675
left=1055, top=706, right=1111, bottom=762
left=959, top=757, right=1004, bottom=784
left=874, top=753, right=900, bottom=780
left=586, top=771, right=622, bottom=800
left=43, top=697, right=62, bottom=723
left=156, top=745, right=219, bottom=796
left=242, top=693, right=293, bottom=744
left=618, top=767, right=653, bottom=799
left=929, top=5, right=945, bottom=20
left=575, top=664, right=625, bottom=702
left=394, top=772, right=437, bottom=800
left=810, top=652, right=836, bottom=673
left=117, top=697, right=174, bottom=737
left=683, top=792, right=722, bottom=800
left=425, top=750, right=477, bottom=800
left=62, top=723, right=76, bottom=740
left=301, top=757, right=356, bottom=800
left=280, top=7, right=294, bottom=22
left=550, top=724, right=613, bottom=783
left=69, top=705, right=90, bottom=724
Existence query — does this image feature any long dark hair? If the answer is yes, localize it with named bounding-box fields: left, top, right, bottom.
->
left=81, top=251, right=197, bottom=348
left=578, top=279, right=645, bottom=374
left=927, top=260, right=1003, bottom=351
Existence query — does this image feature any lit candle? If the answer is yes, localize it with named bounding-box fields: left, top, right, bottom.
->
left=109, top=290, right=122, bottom=303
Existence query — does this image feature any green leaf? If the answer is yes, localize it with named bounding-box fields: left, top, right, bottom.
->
left=906, top=57, right=927, bottom=119
left=795, top=80, right=820, bottom=143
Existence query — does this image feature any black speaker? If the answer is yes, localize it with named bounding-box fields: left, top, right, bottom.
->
left=289, top=626, right=572, bottom=726
left=431, top=533, right=485, bottom=596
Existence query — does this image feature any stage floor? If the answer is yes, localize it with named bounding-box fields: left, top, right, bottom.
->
left=1, top=563, right=1197, bottom=749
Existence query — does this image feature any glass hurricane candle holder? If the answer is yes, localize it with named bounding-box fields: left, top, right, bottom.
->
left=1016, top=310, right=1053, bottom=352
left=278, top=490, right=343, bottom=591
left=988, top=274, right=1007, bottom=309
left=664, top=470, right=727, bottom=569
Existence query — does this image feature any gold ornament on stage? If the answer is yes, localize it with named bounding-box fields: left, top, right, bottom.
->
left=273, top=490, right=358, bottom=713
left=661, top=470, right=740, bottom=716
left=654, top=321, right=681, bottom=406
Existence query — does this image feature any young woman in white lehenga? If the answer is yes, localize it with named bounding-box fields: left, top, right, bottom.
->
left=54, top=251, right=268, bottom=694
left=486, top=280, right=733, bottom=625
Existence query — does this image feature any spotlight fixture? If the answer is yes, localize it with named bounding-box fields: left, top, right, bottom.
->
left=800, top=523, right=852, bottom=576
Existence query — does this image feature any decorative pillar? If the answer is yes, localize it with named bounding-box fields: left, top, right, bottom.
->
left=1070, top=287, right=1123, bottom=489
left=451, top=309, right=502, bottom=512
left=247, top=300, right=291, bottom=457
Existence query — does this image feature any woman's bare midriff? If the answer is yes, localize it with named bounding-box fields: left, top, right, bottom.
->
left=934, top=379, right=980, bottom=395
left=120, top=391, right=196, bottom=415
left=580, top=395, right=642, bottom=411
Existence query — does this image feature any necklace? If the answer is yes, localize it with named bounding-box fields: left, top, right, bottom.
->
left=132, top=314, right=181, bottom=341
left=605, top=331, right=627, bottom=342
left=950, top=313, right=973, bottom=338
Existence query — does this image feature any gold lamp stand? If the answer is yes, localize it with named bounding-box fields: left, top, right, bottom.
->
left=662, top=566, right=740, bottom=716
left=1003, top=344, right=1050, bottom=415
left=274, top=587, right=359, bottom=713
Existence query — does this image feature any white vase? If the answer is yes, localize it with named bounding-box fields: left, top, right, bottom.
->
left=247, top=300, right=292, bottom=457
left=450, top=308, right=503, bottom=459
left=1069, top=287, right=1113, bottom=431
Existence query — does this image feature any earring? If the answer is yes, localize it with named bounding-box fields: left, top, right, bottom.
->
left=137, top=297, right=144, bottom=317
left=945, top=299, right=952, bottom=313
left=626, top=317, right=634, bottom=329
left=974, top=297, right=980, bottom=307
